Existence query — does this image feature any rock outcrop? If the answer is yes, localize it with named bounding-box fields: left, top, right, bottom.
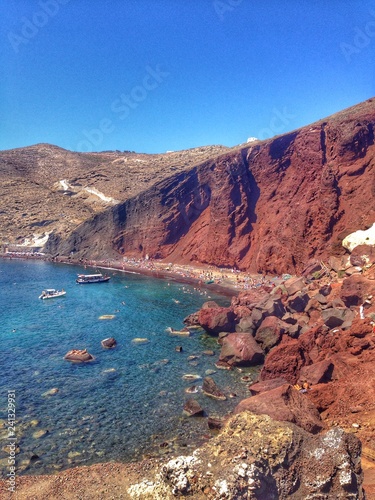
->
left=234, top=384, right=324, bottom=433
left=127, top=412, right=364, bottom=499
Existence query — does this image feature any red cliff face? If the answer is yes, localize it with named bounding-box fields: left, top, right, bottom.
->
left=46, top=98, right=375, bottom=274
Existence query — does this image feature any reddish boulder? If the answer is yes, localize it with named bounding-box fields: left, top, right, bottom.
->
left=248, top=377, right=289, bottom=395
left=299, top=359, right=334, bottom=385
left=283, top=276, right=306, bottom=295
left=218, top=333, right=264, bottom=367
left=234, top=384, right=324, bottom=433
left=321, top=307, right=354, bottom=329
left=350, top=244, right=375, bottom=268
left=64, top=349, right=94, bottom=362
left=260, top=338, right=304, bottom=384
left=254, top=316, right=286, bottom=352
left=340, top=274, right=374, bottom=307
left=198, top=306, right=235, bottom=334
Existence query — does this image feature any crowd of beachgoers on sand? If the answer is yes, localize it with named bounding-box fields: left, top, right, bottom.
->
left=1, top=251, right=289, bottom=292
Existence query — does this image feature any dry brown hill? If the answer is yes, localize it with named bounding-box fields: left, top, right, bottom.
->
left=0, top=143, right=228, bottom=248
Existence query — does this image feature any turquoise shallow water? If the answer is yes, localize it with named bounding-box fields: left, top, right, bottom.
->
left=0, top=259, right=259, bottom=476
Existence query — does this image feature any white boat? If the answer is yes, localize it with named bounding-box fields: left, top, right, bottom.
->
left=39, top=288, right=66, bottom=299
left=76, top=273, right=111, bottom=284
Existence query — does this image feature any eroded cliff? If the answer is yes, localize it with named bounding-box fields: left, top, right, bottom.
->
left=44, top=98, right=375, bottom=274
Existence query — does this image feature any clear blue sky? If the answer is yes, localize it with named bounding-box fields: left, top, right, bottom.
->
left=1, top=0, right=375, bottom=153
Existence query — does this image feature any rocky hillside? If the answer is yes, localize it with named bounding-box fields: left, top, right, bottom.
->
left=2, top=98, right=375, bottom=274
left=0, top=143, right=228, bottom=248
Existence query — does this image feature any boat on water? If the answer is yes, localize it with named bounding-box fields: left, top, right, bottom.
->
left=39, top=289, right=66, bottom=299
left=76, top=273, right=111, bottom=284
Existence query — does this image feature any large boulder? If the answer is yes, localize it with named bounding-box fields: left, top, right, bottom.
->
left=234, top=384, right=324, bottom=433
left=299, top=359, right=334, bottom=385
left=327, top=255, right=351, bottom=272
left=283, top=276, right=306, bottom=295
left=254, top=316, right=287, bottom=352
left=235, top=314, right=256, bottom=333
left=198, top=306, right=235, bottom=334
left=340, top=274, right=374, bottom=307
left=260, top=338, right=304, bottom=384
left=218, top=333, right=264, bottom=367
left=285, top=291, right=310, bottom=313
left=321, top=307, right=355, bottom=329
left=248, top=377, right=289, bottom=395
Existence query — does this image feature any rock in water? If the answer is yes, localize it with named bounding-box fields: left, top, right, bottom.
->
left=131, top=338, right=149, bottom=344
left=64, top=349, right=94, bottom=362
left=101, top=337, right=117, bottom=348
left=183, top=398, right=204, bottom=417
left=202, top=377, right=226, bottom=400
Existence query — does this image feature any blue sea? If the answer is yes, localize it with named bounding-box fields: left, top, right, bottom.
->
left=0, top=259, right=259, bottom=476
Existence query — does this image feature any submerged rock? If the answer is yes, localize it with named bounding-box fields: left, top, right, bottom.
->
left=98, top=314, right=115, bottom=320
left=33, top=429, right=48, bottom=439
left=42, top=388, right=59, bottom=397
left=182, top=374, right=201, bottom=381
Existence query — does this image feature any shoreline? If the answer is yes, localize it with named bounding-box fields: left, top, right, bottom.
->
left=0, top=253, right=285, bottom=299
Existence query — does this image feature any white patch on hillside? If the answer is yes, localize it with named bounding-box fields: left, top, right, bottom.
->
left=19, top=233, right=51, bottom=247
left=84, top=187, right=117, bottom=203
left=342, top=222, right=375, bottom=252
left=57, top=179, right=118, bottom=204
left=59, top=179, right=70, bottom=191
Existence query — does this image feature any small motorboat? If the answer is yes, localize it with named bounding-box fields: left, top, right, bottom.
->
left=76, top=273, right=111, bottom=284
left=39, top=288, right=66, bottom=300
